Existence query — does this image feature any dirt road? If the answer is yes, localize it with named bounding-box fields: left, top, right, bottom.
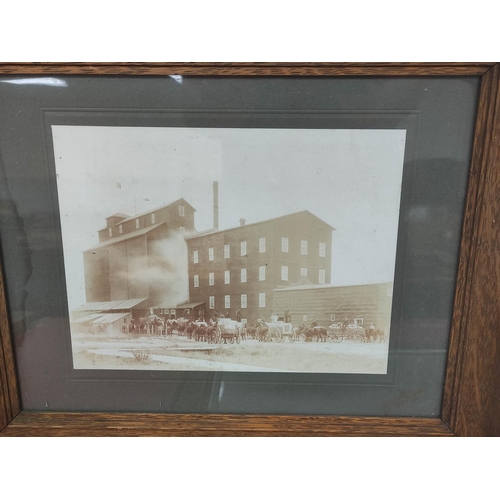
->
left=72, top=333, right=389, bottom=373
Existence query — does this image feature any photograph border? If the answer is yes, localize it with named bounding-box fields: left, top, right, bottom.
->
left=0, top=62, right=498, bottom=436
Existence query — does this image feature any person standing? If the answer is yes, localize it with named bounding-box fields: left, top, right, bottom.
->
left=284, top=308, right=291, bottom=323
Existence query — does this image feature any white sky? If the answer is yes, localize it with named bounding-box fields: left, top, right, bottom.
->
left=52, top=126, right=407, bottom=310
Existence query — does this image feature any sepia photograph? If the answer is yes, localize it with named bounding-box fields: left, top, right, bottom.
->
left=52, top=125, right=406, bottom=374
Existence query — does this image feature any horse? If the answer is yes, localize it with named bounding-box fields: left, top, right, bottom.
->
left=247, top=325, right=258, bottom=340
left=177, top=321, right=186, bottom=336
left=194, top=324, right=207, bottom=342
left=365, top=328, right=384, bottom=343
left=257, top=323, right=270, bottom=342
left=297, top=325, right=327, bottom=342
left=185, top=321, right=196, bottom=339
left=311, top=327, right=328, bottom=342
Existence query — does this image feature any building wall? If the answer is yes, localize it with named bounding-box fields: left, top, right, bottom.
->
left=108, top=242, right=128, bottom=300
left=83, top=200, right=194, bottom=307
left=98, top=199, right=195, bottom=242
left=126, top=236, right=149, bottom=300
left=83, top=247, right=110, bottom=302
left=272, top=282, right=393, bottom=333
left=187, top=211, right=333, bottom=325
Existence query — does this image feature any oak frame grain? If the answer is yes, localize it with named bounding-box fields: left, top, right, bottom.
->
left=0, top=62, right=498, bottom=436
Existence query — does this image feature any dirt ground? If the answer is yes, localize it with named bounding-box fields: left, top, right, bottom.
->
left=71, top=332, right=389, bottom=373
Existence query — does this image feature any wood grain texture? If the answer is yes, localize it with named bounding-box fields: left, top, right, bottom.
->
left=441, top=65, right=496, bottom=424
left=0, top=264, right=21, bottom=431
left=0, top=62, right=493, bottom=76
left=1, top=411, right=453, bottom=437
left=442, top=64, right=500, bottom=436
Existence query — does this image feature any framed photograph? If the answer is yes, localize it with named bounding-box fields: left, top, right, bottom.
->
left=0, top=63, right=498, bottom=436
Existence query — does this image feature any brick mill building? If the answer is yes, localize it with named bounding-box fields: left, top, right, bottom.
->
left=82, top=198, right=195, bottom=312
left=185, top=211, right=334, bottom=325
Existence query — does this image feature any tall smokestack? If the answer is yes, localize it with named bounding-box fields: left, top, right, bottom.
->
left=213, top=181, right=219, bottom=230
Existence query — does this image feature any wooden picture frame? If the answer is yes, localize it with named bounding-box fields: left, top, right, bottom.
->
left=0, top=62, right=498, bottom=436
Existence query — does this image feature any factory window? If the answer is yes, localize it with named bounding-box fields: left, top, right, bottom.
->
left=224, top=270, right=230, bottom=284
left=354, top=318, right=364, bottom=327
left=301, top=240, right=308, bottom=255
left=179, top=205, right=185, bottom=216
left=151, top=213, right=156, bottom=224
left=193, top=250, right=199, bottom=263
left=259, top=266, right=266, bottom=281
left=209, top=247, right=214, bottom=261
left=330, top=314, right=336, bottom=322
left=259, top=237, right=266, bottom=253
left=319, top=269, right=326, bottom=284
left=241, top=268, right=247, bottom=283
left=303, top=314, right=308, bottom=322
left=119, top=224, right=123, bottom=234
left=194, top=275, right=199, bottom=287
left=241, top=294, right=247, bottom=309
left=135, top=219, right=140, bottom=229
left=281, top=266, right=288, bottom=281
left=301, top=267, right=307, bottom=277
left=209, top=296, right=215, bottom=309
left=225, top=295, right=231, bottom=309
left=259, top=293, right=266, bottom=308
left=281, top=237, right=289, bottom=252
left=319, top=242, right=326, bottom=257
left=224, top=244, right=230, bottom=258
left=108, top=228, right=112, bottom=237
left=241, top=241, right=247, bottom=256
left=209, top=272, right=214, bottom=286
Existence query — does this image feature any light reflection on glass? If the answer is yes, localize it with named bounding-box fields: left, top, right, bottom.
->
left=1, top=77, right=68, bottom=87
left=169, top=75, right=183, bottom=84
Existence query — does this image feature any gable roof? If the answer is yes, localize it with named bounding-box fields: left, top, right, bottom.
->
left=185, top=210, right=334, bottom=240
left=106, top=213, right=130, bottom=220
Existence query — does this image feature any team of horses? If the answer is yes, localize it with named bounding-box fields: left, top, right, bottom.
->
left=125, top=316, right=384, bottom=344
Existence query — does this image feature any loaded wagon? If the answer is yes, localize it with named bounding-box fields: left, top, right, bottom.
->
left=216, top=318, right=241, bottom=344
left=271, top=321, right=297, bottom=342
left=327, top=323, right=366, bottom=343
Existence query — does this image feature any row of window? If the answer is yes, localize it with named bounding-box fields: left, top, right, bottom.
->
left=192, top=239, right=326, bottom=262
left=208, top=293, right=266, bottom=309
left=194, top=267, right=326, bottom=286
left=107, top=205, right=186, bottom=237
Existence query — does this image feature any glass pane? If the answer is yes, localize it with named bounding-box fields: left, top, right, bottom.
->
left=0, top=75, right=479, bottom=416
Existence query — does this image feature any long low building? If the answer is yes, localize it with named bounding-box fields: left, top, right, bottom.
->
left=272, top=282, right=393, bottom=333
left=70, top=298, right=148, bottom=321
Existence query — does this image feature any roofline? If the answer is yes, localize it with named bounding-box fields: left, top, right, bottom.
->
left=106, top=213, right=130, bottom=220
left=273, top=281, right=393, bottom=292
left=84, top=222, right=166, bottom=251
left=185, top=210, right=335, bottom=240
left=115, top=198, right=196, bottom=225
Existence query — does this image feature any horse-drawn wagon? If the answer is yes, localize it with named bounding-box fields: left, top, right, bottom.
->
left=327, top=323, right=366, bottom=343
left=256, top=320, right=283, bottom=342
left=216, top=318, right=241, bottom=344
left=272, top=321, right=297, bottom=342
